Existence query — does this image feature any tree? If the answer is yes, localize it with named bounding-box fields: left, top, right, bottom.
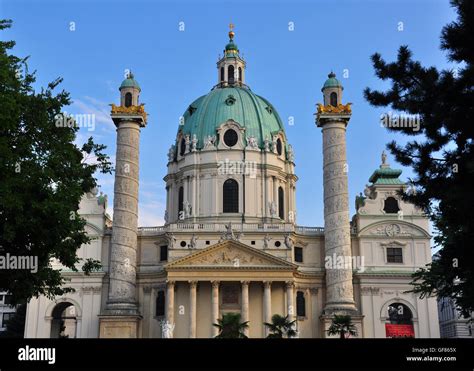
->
left=326, top=315, right=357, bottom=339
left=0, top=19, right=112, bottom=305
left=264, top=314, right=297, bottom=338
left=213, top=313, right=249, bottom=338
left=364, top=0, right=474, bottom=316
left=0, top=304, right=26, bottom=338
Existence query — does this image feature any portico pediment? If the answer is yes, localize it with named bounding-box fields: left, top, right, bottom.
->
left=165, top=240, right=296, bottom=271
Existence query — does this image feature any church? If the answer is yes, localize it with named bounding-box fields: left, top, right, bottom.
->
left=24, top=27, right=440, bottom=339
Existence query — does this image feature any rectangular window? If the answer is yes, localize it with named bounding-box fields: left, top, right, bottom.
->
left=387, top=247, right=403, bottom=263
left=156, top=291, right=165, bottom=317
left=2, top=313, right=14, bottom=327
left=160, top=246, right=168, bottom=262
left=296, top=291, right=306, bottom=317
left=222, top=284, right=239, bottom=305
left=4, top=295, right=12, bottom=305
left=294, top=247, right=303, bottom=263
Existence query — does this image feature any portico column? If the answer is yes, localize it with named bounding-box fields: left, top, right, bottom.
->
left=286, top=281, right=295, bottom=322
left=263, top=281, right=272, bottom=337
left=211, top=281, right=220, bottom=337
left=189, top=281, right=197, bottom=338
left=241, top=281, right=250, bottom=337
left=166, top=280, right=175, bottom=330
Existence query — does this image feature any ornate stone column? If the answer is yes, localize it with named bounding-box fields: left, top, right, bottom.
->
left=263, top=281, right=272, bottom=337
left=189, top=281, right=197, bottom=338
left=316, top=73, right=357, bottom=315
left=211, top=281, right=220, bottom=337
left=286, top=281, right=295, bottom=322
left=99, top=74, right=147, bottom=338
left=107, top=120, right=142, bottom=314
left=241, top=281, right=250, bottom=337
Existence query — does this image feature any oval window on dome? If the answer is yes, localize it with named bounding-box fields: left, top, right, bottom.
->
left=276, top=138, right=283, bottom=156
left=224, top=129, right=238, bottom=147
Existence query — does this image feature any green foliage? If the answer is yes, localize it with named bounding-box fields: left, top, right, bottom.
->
left=264, top=314, right=297, bottom=338
left=0, top=19, right=112, bottom=305
left=213, top=313, right=249, bottom=338
left=327, top=315, right=357, bottom=339
left=364, top=0, right=474, bottom=316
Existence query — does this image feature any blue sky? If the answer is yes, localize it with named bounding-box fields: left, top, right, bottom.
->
left=1, top=0, right=457, bottom=227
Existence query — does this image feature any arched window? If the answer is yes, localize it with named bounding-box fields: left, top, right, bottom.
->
left=125, top=92, right=133, bottom=107
left=238, top=67, right=242, bottom=82
left=220, top=67, right=224, bottom=82
left=330, top=92, right=338, bottom=107
left=296, top=291, right=306, bottom=317
left=223, top=179, right=238, bottom=213
left=276, top=138, right=283, bottom=156
left=50, top=302, right=76, bottom=338
left=384, top=197, right=400, bottom=214
left=178, top=186, right=184, bottom=217
left=228, top=65, right=235, bottom=84
left=180, top=138, right=186, bottom=156
left=156, top=291, right=165, bottom=316
left=278, top=186, right=284, bottom=219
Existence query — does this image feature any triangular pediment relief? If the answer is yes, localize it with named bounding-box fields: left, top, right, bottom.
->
left=359, top=221, right=430, bottom=238
left=165, top=240, right=296, bottom=271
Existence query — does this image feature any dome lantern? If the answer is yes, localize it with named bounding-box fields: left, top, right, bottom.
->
left=322, top=71, right=343, bottom=107
left=119, top=71, right=141, bottom=107
left=217, top=24, right=246, bottom=87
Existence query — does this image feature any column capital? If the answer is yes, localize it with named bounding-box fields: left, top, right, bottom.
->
left=189, top=281, right=198, bottom=289
left=241, top=281, right=250, bottom=286
left=166, top=280, right=175, bottom=286
left=263, top=281, right=272, bottom=289
left=285, top=281, right=295, bottom=289
left=211, top=280, right=220, bottom=289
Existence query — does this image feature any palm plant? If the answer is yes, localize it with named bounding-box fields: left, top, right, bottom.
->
left=213, top=313, right=249, bottom=338
left=327, top=314, right=357, bottom=339
left=264, top=314, right=297, bottom=338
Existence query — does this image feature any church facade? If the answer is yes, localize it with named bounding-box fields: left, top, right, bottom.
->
left=24, top=28, right=440, bottom=339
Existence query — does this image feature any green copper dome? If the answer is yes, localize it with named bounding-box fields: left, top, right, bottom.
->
left=120, top=72, right=141, bottom=91
left=225, top=40, right=238, bottom=51
left=179, top=87, right=285, bottom=149
left=322, top=72, right=342, bottom=91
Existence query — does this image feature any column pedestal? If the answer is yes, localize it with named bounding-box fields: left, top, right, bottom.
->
left=99, top=315, right=141, bottom=338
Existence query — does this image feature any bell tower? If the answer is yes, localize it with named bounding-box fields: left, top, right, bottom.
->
left=216, top=24, right=246, bottom=87
left=99, top=72, right=147, bottom=338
